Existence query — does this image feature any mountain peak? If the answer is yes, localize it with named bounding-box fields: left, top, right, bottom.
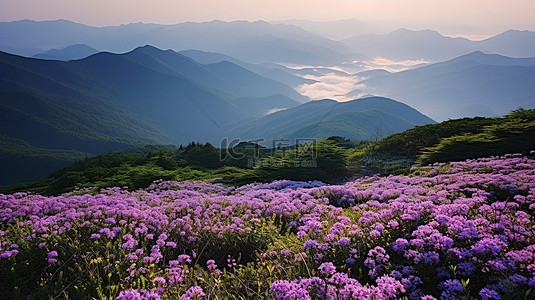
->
left=458, top=50, right=486, bottom=57
left=136, top=44, right=165, bottom=51
left=128, top=45, right=179, bottom=56
left=445, top=50, right=535, bottom=66
left=488, top=29, right=535, bottom=39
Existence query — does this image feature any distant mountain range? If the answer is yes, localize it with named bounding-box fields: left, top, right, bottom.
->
left=32, top=44, right=99, bottom=61
left=2, top=20, right=535, bottom=65
left=0, top=19, right=359, bottom=65
left=343, top=28, right=535, bottom=61
left=0, top=46, right=433, bottom=184
left=353, top=51, right=535, bottom=121
left=478, top=30, right=535, bottom=58
left=272, top=19, right=398, bottom=39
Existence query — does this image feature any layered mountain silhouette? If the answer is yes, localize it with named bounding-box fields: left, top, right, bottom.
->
left=0, top=46, right=304, bottom=183
left=352, top=51, right=535, bottom=121
left=273, top=19, right=396, bottom=40
left=0, top=45, right=305, bottom=144
left=343, top=28, right=473, bottom=61
left=3, top=20, right=535, bottom=65
left=0, top=19, right=359, bottom=65
left=343, top=28, right=535, bottom=61
left=32, top=44, right=99, bottom=61
left=179, top=49, right=315, bottom=87
left=0, top=46, right=433, bottom=184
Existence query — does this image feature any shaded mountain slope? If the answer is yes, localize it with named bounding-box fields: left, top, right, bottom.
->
left=0, top=46, right=309, bottom=183
left=179, top=49, right=315, bottom=87
left=227, top=96, right=435, bottom=142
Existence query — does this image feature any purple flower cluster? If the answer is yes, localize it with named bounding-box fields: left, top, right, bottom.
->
left=270, top=273, right=405, bottom=300
left=47, top=250, right=58, bottom=264
left=116, top=289, right=162, bottom=300
left=1, top=153, right=534, bottom=299
left=179, top=286, right=204, bottom=300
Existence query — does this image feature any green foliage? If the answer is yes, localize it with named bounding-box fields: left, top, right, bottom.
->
left=1, top=139, right=350, bottom=195
left=363, top=108, right=535, bottom=172
left=372, top=117, right=497, bottom=159
left=4, top=107, right=535, bottom=195
left=177, top=142, right=223, bottom=170
left=418, top=112, right=535, bottom=165
left=254, top=140, right=348, bottom=183
left=212, top=167, right=259, bottom=185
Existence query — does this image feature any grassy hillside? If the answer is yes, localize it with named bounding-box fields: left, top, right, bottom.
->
left=362, top=108, right=535, bottom=173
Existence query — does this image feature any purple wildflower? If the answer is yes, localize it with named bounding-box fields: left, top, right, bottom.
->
left=318, top=262, right=336, bottom=276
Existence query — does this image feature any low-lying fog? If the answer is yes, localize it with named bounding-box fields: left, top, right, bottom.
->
left=287, top=57, right=428, bottom=101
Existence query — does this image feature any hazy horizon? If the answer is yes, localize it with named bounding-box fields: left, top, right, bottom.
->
left=1, top=0, right=535, bottom=37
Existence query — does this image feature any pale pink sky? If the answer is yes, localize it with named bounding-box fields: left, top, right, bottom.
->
left=1, top=0, right=534, bottom=34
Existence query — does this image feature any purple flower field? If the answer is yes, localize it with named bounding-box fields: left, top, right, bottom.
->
left=1, top=153, right=534, bottom=299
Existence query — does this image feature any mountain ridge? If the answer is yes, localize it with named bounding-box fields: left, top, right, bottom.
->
left=32, top=44, right=99, bottom=61
left=0, top=46, right=433, bottom=184
left=0, top=19, right=358, bottom=65
left=227, top=96, right=435, bottom=143
left=343, top=28, right=535, bottom=61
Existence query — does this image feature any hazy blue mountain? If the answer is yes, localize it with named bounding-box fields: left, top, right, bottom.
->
left=476, top=30, right=535, bottom=58
left=352, top=52, right=535, bottom=121
left=4, top=20, right=535, bottom=65
left=0, top=19, right=358, bottom=65
left=179, top=49, right=315, bottom=87
left=434, top=50, right=535, bottom=67
left=0, top=44, right=44, bottom=57
left=121, top=46, right=307, bottom=102
left=343, top=28, right=535, bottom=61
left=32, top=44, right=99, bottom=61
left=0, top=46, right=313, bottom=183
left=205, top=61, right=307, bottom=102
left=218, top=36, right=354, bottom=64
left=343, top=28, right=474, bottom=61
left=0, top=44, right=307, bottom=133
left=0, top=19, right=97, bottom=51
left=0, top=47, right=240, bottom=145
left=272, top=19, right=397, bottom=39
left=227, top=97, right=434, bottom=143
